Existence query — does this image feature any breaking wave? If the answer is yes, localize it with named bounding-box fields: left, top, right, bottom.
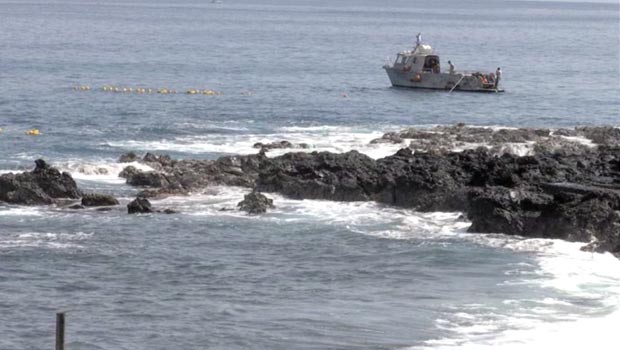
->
left=102, top=124, right=606, bottom=161
left=154, top=186, right=620, bottom=350
left=0, top=231, right=93, bottom=250
left=56, top=160, right=154, bottom=184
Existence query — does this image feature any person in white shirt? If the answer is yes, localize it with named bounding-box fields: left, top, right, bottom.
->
left=448, top=60, right=455, bottom=75
left=495, top=67, right=502, bottom=89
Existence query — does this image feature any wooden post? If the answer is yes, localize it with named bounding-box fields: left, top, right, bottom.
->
left=55, top=312, right=65, bottom=350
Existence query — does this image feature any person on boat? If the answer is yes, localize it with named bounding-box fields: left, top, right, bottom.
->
left=495, top=67, right=502, bottom=89
left=448, top=60, right=455, bottom=75
left=415, top=32, right=422, bottom=49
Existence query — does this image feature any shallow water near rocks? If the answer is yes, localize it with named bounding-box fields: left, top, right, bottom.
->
left=1, top=0, right=619, bottom=349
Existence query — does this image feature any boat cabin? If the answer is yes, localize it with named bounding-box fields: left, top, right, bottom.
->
left=392, top=45, right=441, bottom=73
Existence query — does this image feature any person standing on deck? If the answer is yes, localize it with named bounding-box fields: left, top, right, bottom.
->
left=448, top=60, right=455, bottom=74
left=415, top=32, right=422, bottom=49
left=495, top=67, right=502, bottom=89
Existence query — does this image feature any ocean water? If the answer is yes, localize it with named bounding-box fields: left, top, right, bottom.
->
left=1, top=0, right=619, bottom=349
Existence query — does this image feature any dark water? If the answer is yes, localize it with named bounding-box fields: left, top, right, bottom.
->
left=1, top=1, right=619, bottom=349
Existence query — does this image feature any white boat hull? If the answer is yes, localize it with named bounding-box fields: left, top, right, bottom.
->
left=384, top=67, right=503, bottom=93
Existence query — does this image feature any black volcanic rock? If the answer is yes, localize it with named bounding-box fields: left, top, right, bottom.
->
left=0, top=159, right=82, bottom=205
left=127, top=197, right=153, bottom=214
left=121, top=153, right=267, bottom=197
left=255, top=145, right=620, bottom=254
left=466, top=183, right=620, bottom=255
left=81, top=193, right=119, bottom=207
left=257, top=150, right=379, bottom=201
left=126, top=171, right=171, bottom=188
left=118, top=165, right=140, bottom=179
left=119, top=152, right=139, bottom=163
left=117, top=128, right=620, bottom=254
left=238, top=191, right=275, bottom=214
left=577, top=126, right=620, bottom=145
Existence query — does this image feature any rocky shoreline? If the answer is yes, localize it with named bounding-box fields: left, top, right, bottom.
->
left=1, top=125, right=619, bottom=255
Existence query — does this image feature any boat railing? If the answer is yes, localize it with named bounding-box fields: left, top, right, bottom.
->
left=384, top=56, right=393, bottom=68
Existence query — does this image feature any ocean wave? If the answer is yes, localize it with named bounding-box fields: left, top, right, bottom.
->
left=57, top=159, right=153, bottom=184
left=409, top=238, right=620, bottom=350
left=1, top=159, right=153, bottom=185
left=104, top=126, right=400, bottom=159
left=152, top=186, right=620, bottom=350
left=0, top=169, right=23, bottom=175
left=0, top=231, right=93, bottom=250
left=0, top=206, right=44, bottom=217
left=102, top=124, right=612, bottom=162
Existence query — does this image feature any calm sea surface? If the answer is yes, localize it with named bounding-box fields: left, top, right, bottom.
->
left=1, top=1, right=619, bottom=349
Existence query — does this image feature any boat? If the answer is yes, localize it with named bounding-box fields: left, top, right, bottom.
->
left=383, top=43, right=504, bottom=93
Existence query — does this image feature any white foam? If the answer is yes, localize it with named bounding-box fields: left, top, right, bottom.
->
left=57, top=160, right=153, bottom=184
left=409, top=237, right=620, bottom=350
left=104, top=126, right=404, bottom=159
left=557, top=135, right=597, bottom=148
left=411, top=308, right=620, bottom=350
left=103, top=124, right=613, bottom=162
left=0, top=231, right=93, bottom=249
left=0, top=206, right=43, bottom=217
left=154, top=186, right=620, bottom=350
left=0, top=169, right=23, bottom=175
left=157, top=187, right=470, bottom=238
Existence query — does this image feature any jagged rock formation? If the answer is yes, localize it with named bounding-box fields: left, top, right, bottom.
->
left=252, top=140, right=310, bottom=152
left=0, top=159, right=82, bottom=205
left=238, top=191, right=275, bottom=214
left=81, top=193, right=119, bottom=207
left=256, top=146, right=620, bottom=255
left=370, top=124, right=620, bottom=155
left=117, top=152, right=266, bottom=198
left=127, top=197, right=153, bottom=214
left=116, top=125, right=620, bottom=254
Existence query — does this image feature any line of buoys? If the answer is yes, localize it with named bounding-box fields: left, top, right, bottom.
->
left=25, top=129, right=41, bottom=136
left=76, top=86, right=222, bottom=96
left=186, top=89, right=220, bottom=95
left=100, top=86, right=166, bottom=94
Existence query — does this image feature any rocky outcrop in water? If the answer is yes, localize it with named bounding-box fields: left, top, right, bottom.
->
left=467, top=183, right=620, bottom=253
left=255, top=145, right=620, bottom=255
left=81, top=193, right=119, bottom=207
left=252, top=140, right=310, bottom=152
left=117, top=125, right=620, bottom=254
left=238, top=191, right=275, bottom=214
left=126, top=196, right=178, bottom=214
left=0, top=159, right=82, bottom=205
left=117, top=152, right=266, bottom=198
left=118, top=165, right=140, bottom=179
left=127, top=197, right=153, bottom=214
left=369, top=124, right=620, bottom=155
left=118, top=152, right=139, bottom=163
